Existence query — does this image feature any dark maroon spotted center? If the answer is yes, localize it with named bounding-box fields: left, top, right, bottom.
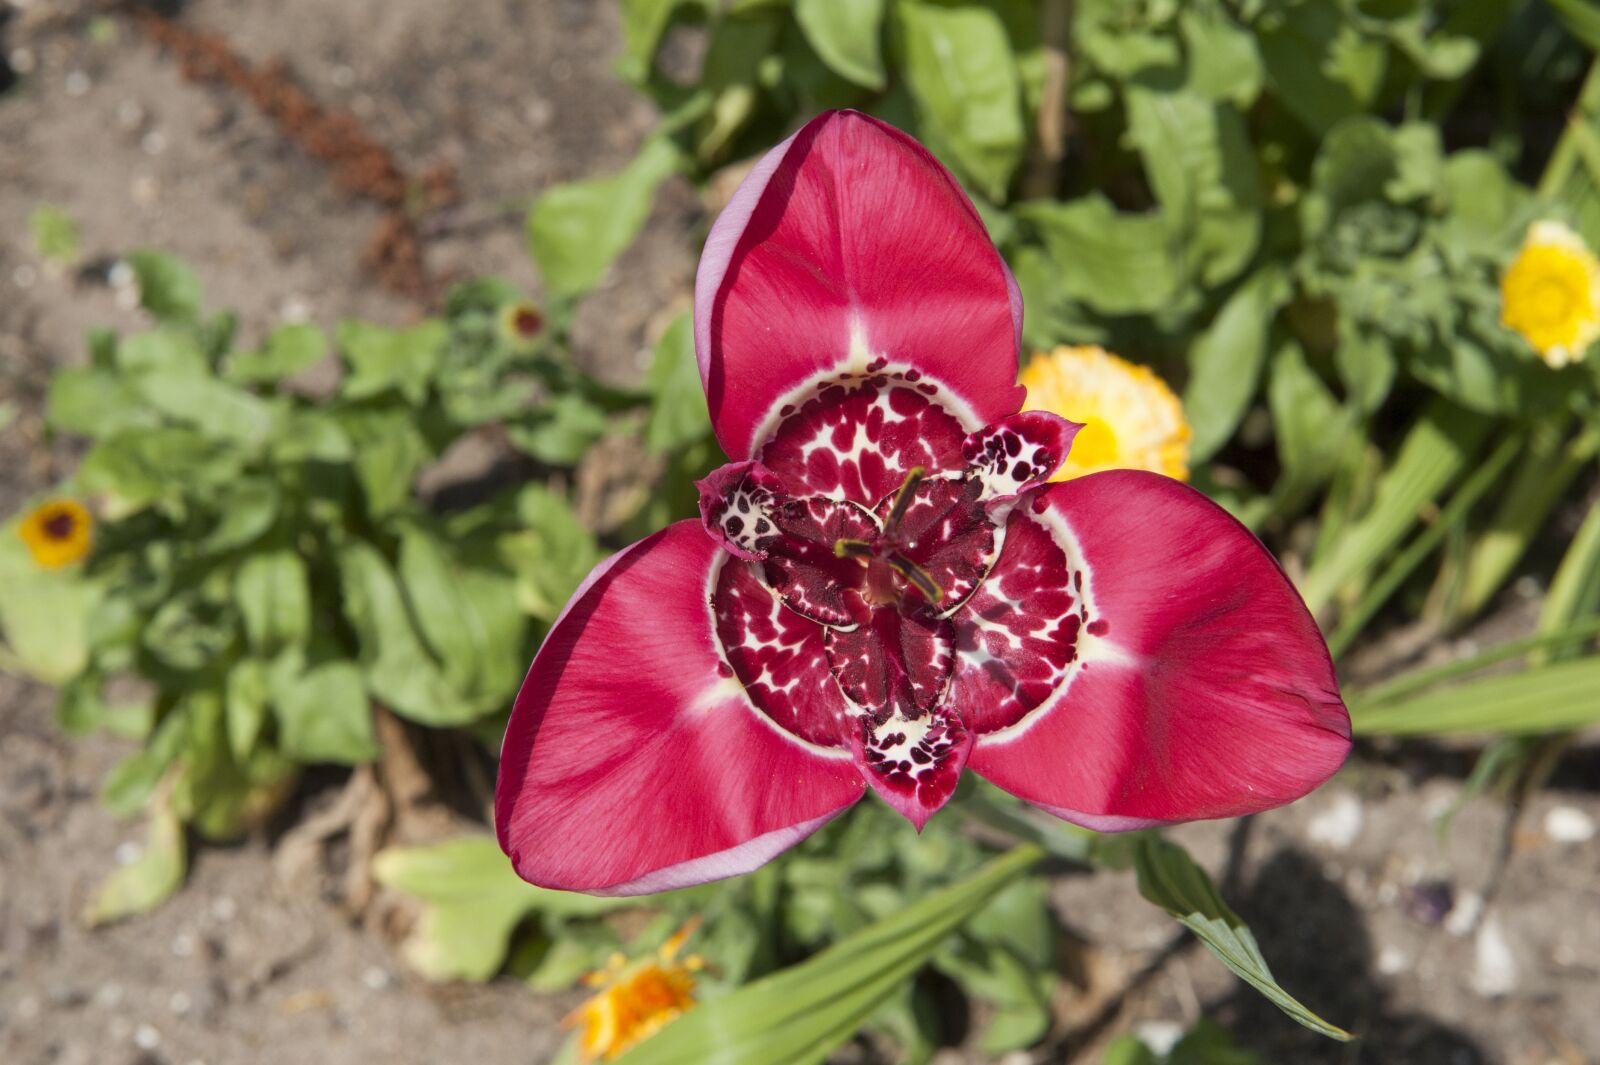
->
left=699, top=373, right=1090, bottom=818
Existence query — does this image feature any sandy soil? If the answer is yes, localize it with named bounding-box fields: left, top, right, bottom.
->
left=2, top=3, right=1599, bottom=1064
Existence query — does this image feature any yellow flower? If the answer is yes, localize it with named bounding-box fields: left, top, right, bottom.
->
left=497, top=300, right=544, bottom=350
left=18, top=499, right=93, bottom=569
left=565, top=920, right=703, bottom=1062
left=1020, top=345, right=1191, bottom=481
left=1500, top=220, right=1600, bottom=368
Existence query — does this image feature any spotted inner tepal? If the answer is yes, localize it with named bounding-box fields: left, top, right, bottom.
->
left=699, top=366, right=1084, bottom=827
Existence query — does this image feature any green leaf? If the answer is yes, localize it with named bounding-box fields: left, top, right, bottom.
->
left=1133, top=836, right=1350, bottom=1041
left=1123, top=85, right=1261, bottom=289
left=117, top=327, right=209, bottom=376
left=101, top=709, right=189, bottom=817
left=270, top=659, right=380, bottom=764
left=224, top=658, right=269, bottom=762
left=618, top=0, right=711, bottom=83
left=397, top=525, right=526, bottom=707
left=226, top=323, right=328, bottom=384
left=1179, top=5, right=1263, bottom=107
left=337, top=407, right=430, bottom=518
left=498, top=484, right=601, bottom=621
left=507, top=394, right=611, bottom=466
left=126, top=250, right=204, bottom=323
left=30, top=204, right=81, bottom=264
left=134, top=370, right=276, bottom=444
left=339, top=319, right=447, bottom=405
left=1017, top=195, right=1184, bottom=316
left=46, top=367, right=159, bottom=438
left=1184, top=268, right=1288, bottom=462
left=796, top=0, right=887, bottom=88
left=372, top=837, right=635, bottom=981
left=1265, top=339, right=1355, bottom=519
left=612, top=844, right=1044, bottom=1065
left=1102, top=1034, right=1160, bottom=1065
left=338, top=541, right=478, bottom=726
left=1300, top=399, right=1492, bottom=612
left=82, top=802, right=187, bottom=926
left=203, top=478, right=281, bottom=553
left=1255, top=4, right=1384, bottom=136
left=644, top=312, right=711, bottom=453
left=1551, top=0, right=1600, bottom=52
left=1352, top=655, right=1600, bottom=734
left=78, top=426, right=243, bottom=518
left=234, top=549, right=310, bottom=656
left=528, top=137, right=681, bottom=298
left=1539, top=498, right=1600, bottom=659
left=895, top=0, right=1026, bottom=202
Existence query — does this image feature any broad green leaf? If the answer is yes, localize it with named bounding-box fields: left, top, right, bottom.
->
left=507, top=394, right=610, bottom=465
left=46, top=367, right=159, bottom=438
left=528, top=137, right=681, bottom=298
left=224, top=658, right=269, bottom=763
left=612, top=844, right=1044, bottom=1065
left=1179, top=5, right=1262, bottom=107
left=1332, top=314, right=1395, bottom=414
left=372, top=836, right=635, bottom=981
left=234, top=549, right=310, bottom=656
left=1134, top=836, right=1350, bottom=1041
left=696, top=10, right=785, bottom=163
left=499, top=484, right=601, bottom=620
left=338, top=541, right=478, bottom=726
left=202, top=478, right=281, bottom=553
left=101, top=709, right=189, bottom=817
left=126, top=250, right=203, bottom=323
left=1017, top=195, right=1184, bottom=316
left=795, top=0, right=887, bottom=88
left=226, top=323, right=328, bottom=384
left=1551, top=0, right=1600, bottom=52
left=935, top=940, right=1051, bottom=1055
left=1265, top=340, right=1355, bottom=520
left=1184, top=268, right=1288, bottom=461
left=1300, top=399, right=1492, bottom=612
left=1352, top=655, right=1600, bottom=734
left=337, top=407, right=430, bottom=518
left=78, top=426, right=243, bottom=517
left=173, top=691, right=296, bottom=840
left=896, top=0, right=1026, bottom=202
left=398, top=525, right=526, bottom=707
left=82, top=802, right=186, bottom=926
left=338, top=319, right=447, bottom=404
left=134, top=370, right=275, bottom=444
left=1255, top=4, right=1384, bottom=136
left=644, top=313, right=711, bottom=453
left=1124, top=85, right=1261, bottom=289
left=270, top=659, right=379, bottom=764
left=117, top=327, right=208, bottom=376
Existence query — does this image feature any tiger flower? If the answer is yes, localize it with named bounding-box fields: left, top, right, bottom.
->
left=496, top=111, right=1350, bottom=895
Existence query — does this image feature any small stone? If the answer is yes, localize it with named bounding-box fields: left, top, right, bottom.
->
left=330, top=64, right=356, bottom=88
left=117, top=99, right=146, bottom=130
left=13, top=264, right=38, bottom=289
left=1307, top=791, right=1363, bottom=850
left=15, top=994, right=41, bottom=1020
left=1544, top=806, right=1596, bottom=844
left=1513, top=575, right=1541, bottom=599
left=130, top=175, right=159, bottom=207
left=1376, top=945, right=1409, bottom=975
left=1445, top=890, right=1483, bottom=936
left=95, top=983, right=125, bottom=1009
left=168, top=991, right=191, bottom=1015
left=360, top=966, right=391, bottom=991
left=65, top=70, right=91, bottom=96
left=1471, top=913, right=1517, bottom=998
left=115, top=840, right=142, bottom=866
left=1405, top=879, right=1454, bottom=925
left=1133, top=1021, right=1184, bottom=1056
left=140, top=130, right=167, bottom=156
left=210, top=896, right=237, bottom=923
left=171, top=932, right=196, bottom=958
left=9, top=48, right=36, bottom=75
left=134, top=1023, right=161, bottom=1050
left=279, top=295, right=313, bottom=323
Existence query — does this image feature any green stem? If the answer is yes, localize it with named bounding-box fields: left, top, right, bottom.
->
left=1328, top=434, right=1521, bottom=660
left=1354, top=612, right=1600, bottom=706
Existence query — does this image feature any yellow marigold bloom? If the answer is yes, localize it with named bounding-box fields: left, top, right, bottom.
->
left=18, top=499, right=93, bottom=569
left=1019, top=345, right=1190, bottom=481
left=1500, top=220, right=1600, bottom=368
left=565, top=920, right=703, bottom=1062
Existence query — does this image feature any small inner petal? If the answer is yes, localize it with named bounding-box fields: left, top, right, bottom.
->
left=825, top=607, right=956, bottom=715
left=873, top=475, right=998, bottom=614
left=761, top=497, right=878, bottom=628
left=963, top=410, right=1078, bottom=500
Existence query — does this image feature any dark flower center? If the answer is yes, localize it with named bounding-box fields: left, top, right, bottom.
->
left=42, top=509, right=78, bottom=540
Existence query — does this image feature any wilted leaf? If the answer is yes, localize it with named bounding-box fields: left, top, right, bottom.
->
left=83, top=802, right=187, bottom=926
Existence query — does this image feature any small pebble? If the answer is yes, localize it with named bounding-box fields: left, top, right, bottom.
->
left=1471, top=913, right=1517, bottom=997
left=65, top=70, right=91, bottom=97
left=13, top=264, right=38, bottom=289
left=360, top=966, right=392, bottom=991
left=117, top=99, right=145, bottom=130
left=1307, top=791, right=1363, bottom=850
left=1133, top=1021, right=1184, bottom=1056
left=9, top=48, right=36, bottom=74
left=1445, top=890, right=1483, bottom=936
left=168, top=991, right=191, bottom=1016
left=1376, top=945, right=1409, bottom=975
left=133, top=1023, right=161, bottom=1050
left=95, top=983, right=125, bottom=1009
left=330, top=64, right=356, bottom=88
left=210, top=896, right=237, bottom=923
left=115, top=840, right=142, bottom=866
left=280, top=294, right=313, bottom=323
left=140, top=130, right=168, bottom=156
left=1544, top=806, right=1596, bottom=844
left=1406, top=879, right=1455, bottom=925
left=170, top=932, right=196, bottom=958
left=15, top=994, right=41, bottom=1021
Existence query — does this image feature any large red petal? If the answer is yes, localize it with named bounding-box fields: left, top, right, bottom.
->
left=968, top=472, right=1350, bottom=828
left=694, top=109, right=1025, bottom=460
left=495, top=522, right=865, bottom=895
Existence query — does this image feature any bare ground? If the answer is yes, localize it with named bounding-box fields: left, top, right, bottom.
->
left=2, top=3, right=1599, bottom=1064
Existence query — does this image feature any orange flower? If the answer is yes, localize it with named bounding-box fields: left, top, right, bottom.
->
left=564, top=920, right=703, bottom=1062
left=18, top=499, right=93, bottom=569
